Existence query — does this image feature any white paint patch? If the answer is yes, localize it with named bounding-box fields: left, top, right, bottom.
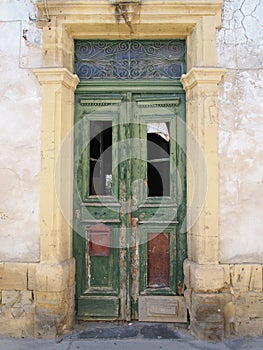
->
left=0, top=0, right=41, bottom=261
left=218, top=0, right=263, bottom=263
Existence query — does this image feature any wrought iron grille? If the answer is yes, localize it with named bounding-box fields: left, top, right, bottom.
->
left=74, top=40, right=186, bottom=80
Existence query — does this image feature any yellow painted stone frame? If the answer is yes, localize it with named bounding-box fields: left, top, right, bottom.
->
left=33, top=0, right=226, bottom=338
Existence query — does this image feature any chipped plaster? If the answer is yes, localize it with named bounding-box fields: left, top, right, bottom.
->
left=217, top=0, right=263, bottom=263
left=0, top=0, right=41, bottom=261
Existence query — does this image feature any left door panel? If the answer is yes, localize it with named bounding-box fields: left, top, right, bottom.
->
left=74, top=93, right=124, bottom=320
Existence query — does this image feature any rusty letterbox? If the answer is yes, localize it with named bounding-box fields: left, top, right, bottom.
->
left=87, top=223, right=111, bottom=256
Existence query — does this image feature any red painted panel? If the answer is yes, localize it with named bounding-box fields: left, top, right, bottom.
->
left=147, top=232, right=170, bottom=288
left=88, top=224, right=111, bottom=256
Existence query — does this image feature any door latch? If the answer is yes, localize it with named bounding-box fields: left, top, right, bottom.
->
left=75, top=209, right=81, bottom=220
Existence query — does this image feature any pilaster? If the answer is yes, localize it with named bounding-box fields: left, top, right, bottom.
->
left=181, top=68, right=225, bottom=264
left=181, top=68, right=226, bottom=340
left=34, top=68, right=79, bottom=264
left=32, top=68, right=79, bottom=337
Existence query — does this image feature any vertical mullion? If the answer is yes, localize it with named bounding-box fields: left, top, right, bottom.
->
left=99, top=123, right=104, bottom=195
left=82, top=118, right=89, bottom=199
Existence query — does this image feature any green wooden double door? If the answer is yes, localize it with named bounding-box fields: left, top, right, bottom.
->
left=74, top=83, right=187, bottom=322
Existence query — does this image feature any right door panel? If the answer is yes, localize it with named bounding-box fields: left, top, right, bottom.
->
left=130, top=93, right=187, bottom=322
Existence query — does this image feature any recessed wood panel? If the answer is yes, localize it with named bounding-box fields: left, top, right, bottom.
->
left=139, top=296, right=187, bottom=322
left=78, top=297, right=119, bottom=319
left=147, top=232, right=170, bottom=288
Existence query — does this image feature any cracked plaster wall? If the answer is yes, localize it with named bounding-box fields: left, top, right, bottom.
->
left=0, top=0, right=262, bottom=264
left=0, top=0, right=41, bottom=261
left=217, top=0, right=263, bottom=263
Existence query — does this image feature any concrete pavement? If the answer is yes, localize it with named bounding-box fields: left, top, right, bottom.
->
left=0, top=336, right=263, bottom=350
left=0, top=323, right=262, bottom=350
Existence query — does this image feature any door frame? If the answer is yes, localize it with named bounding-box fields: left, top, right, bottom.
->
left=33, top=0, right=225, bottom=338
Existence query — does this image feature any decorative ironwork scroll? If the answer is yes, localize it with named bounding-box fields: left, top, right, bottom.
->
left=74, top=40, right=186, bottom=80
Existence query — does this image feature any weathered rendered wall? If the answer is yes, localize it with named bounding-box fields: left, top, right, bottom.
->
left=0, top=0, right=42, bottom=262
left=217, top=0, right=263, bottom=263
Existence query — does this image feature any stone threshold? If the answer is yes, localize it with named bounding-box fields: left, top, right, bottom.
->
left=66, top=321, right=191, bottom=340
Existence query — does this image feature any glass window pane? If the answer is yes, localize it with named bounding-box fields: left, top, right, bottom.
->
left=89, top=121, right=112, bottom=196
left=147, top=122, right=170, bottom=197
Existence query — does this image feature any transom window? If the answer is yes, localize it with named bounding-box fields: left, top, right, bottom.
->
left=74, top=40, right=186, bottom=80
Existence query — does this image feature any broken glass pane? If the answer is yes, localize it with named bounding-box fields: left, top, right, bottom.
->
left=147, top=122, right=170, bottom=197
left=89, top=121, right=112, bottom=196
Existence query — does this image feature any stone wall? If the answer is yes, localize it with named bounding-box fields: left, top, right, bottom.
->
left=0, top=260, right=75, bottom=337
left=184, top=261, right=263, bottom=339
left=0, top=263, right=34, bottom=337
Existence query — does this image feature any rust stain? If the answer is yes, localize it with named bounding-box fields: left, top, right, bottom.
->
left=177, top=282, right=185, bottom=296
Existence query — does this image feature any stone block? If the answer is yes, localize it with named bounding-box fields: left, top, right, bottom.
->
left=68, top=258, right=76, bottom=287
left=0, top=316, right=34, bottom=338
left=190, top=263, right=229, bottom=293
left=35, top=260, right=70, bottom=292
left=233, top=292, right=263, bottom=337
left=183, top=259, right=191, bottom=289
left=235, top=317, right=263, bottom=338
left=190, top=292, right=226, bottom=340
left=35, top=288, right=74, bottom=338
left=191, top=319, right=225, bottom=341
left=192, top=292, right=225, bottom=323
left=35, top=290, right=66, bottom=307
left=28, top=258, right=75, bottom=291
left=27, top=263, right=38, bottom=290
left=18, top=290, right=34, bottom=307
left=32, top=260, right=76, bottom=337
left=190, top=234, right=219, bottom=264
left=0, top=263, right=28, bottom=290
left=0, top=263, right=3, bottom=279
left=2, top=290, right=20, bottom=308
left=230, top=264, right=262, bottom=292
left=235, top=292, right=263, bottom=319
left=67, top=285, right=75, bottom=330
left=1, top=290, right=35, bottom=324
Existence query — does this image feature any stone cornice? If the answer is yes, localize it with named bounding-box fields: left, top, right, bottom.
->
left=36, top=0, right=223, bottom=27
left=37, top=0, right=222, bottom=14
left=34, top=68, right=80, bottom=90
left=180, top=67, right=226, bottom=91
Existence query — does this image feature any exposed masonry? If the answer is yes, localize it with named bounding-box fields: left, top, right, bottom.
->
left=0, top=290, right=34, bottom=319
left=184, top=262, right=263, bottom=339
left=0, top=261, right=262, bottom=338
